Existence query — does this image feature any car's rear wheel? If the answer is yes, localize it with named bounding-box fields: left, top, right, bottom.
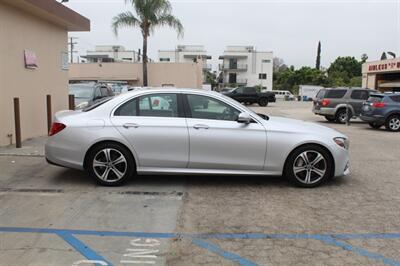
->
left=258, top=98, right=268, bottom=107
left=284, top=145, right=333, bottom=188
left=335, top=109, right=351, bottom=124
left=86, top=142, right=135, bottom=186
left=385, top=115, right=400, bottom=132
left=369, top=122, right=382, bottom=129
left=324, top=115, right=335, bottom=122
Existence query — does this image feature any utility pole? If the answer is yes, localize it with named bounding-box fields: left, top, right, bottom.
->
left=68, top=37, right=78, bottom=63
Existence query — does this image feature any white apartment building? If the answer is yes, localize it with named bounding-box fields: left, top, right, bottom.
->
left=81, top=45, right=139, bottom=63
left=219, top=46, right=273, bottom=90
left=158, top=45, right=212, bottom=72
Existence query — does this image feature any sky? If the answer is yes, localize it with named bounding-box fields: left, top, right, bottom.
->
left=65, top=0, right=400, bottom=70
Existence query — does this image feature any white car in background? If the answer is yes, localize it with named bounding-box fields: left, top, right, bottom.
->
left=272, top=90, right=295, bottom=100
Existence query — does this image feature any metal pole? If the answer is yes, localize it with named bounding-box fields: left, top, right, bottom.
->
left=68, top=94, right=75, bottom=110
left=46, top=94, right=52, bottom=133
left=13, top=98, right=21, bottom=148
left=346, top=99, right=351, bottom=126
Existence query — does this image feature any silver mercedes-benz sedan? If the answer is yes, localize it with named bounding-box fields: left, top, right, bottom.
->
left=45, top=88, right=350, bottom=188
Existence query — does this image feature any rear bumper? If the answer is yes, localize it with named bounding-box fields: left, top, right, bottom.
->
left=360, top=115, right=385, bottom=124
left=313, top=107, right=335, bottom=116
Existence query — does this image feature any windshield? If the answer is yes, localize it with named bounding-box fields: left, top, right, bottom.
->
left=69, top=85, right=94, bottom=99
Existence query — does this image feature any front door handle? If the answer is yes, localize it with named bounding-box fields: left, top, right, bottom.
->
left=193, top=124, right=209, bottom=130
left=123, top=123, right=140, bottom=129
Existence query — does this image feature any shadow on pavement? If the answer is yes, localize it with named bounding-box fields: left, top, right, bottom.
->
left=50, top=167, right=349, bottom=189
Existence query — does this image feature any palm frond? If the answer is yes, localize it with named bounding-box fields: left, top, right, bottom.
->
left=111, top=11, right=141, bottom=36
left=154, top=14, right=184, bottom=37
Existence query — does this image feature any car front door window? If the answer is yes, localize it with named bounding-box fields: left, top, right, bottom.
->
left=187, top=94, right=240, bottom=121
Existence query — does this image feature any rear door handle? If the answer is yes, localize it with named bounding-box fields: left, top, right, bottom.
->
left=123, top=123, right=140, bottom=129
left=193, top=124, right=209, bottom=130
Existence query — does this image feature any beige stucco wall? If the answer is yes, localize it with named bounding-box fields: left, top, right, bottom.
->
left=0, top=2, right=69, bottom=146
left=69, top=62, right=203, bottom=89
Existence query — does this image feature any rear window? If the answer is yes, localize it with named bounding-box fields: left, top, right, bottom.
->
left=316, top=89, right=325, bottom=99
left=325, top=89, right=347, bottom=99
left=390, top=95, right=400, bottom=103
left=82, top=97, right=113, bottom=112
left=367, top=95, right=384, bottom=103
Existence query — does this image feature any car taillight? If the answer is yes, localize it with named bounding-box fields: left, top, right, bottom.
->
left=372, top=102, right=386, bottom=108
left=321, top=99, right=330, bottom=107
left=49, top=122, right=66, bottom=136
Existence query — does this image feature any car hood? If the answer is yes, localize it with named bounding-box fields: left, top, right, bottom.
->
left=264, top=116, right=347, bottom=138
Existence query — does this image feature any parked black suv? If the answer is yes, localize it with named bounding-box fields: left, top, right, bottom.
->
left=360, top=93, right=400, bottom=131
left=222, top=87, right=276, bottom=107
left=312, top=87, right=377, bottom=123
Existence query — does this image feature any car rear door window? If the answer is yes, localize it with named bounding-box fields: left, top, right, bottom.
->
left=325, top=89, right=346, bottom=99
left=351, top=90, right=369, bottom=100
left=115, top=93, right=178, bottom=117
left=139, top=93, right=178, bottom=117
left=186, top=94, right=240, bottom=121
left=114, top=98, right=137, bottom=116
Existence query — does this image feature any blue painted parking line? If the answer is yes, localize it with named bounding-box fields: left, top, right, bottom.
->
left=57, top=232, right=112, bottom=266
left=1, top=227, right=400, bottom=266
left=191, top=238, right=258, bottom=266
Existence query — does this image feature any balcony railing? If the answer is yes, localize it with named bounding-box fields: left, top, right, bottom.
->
left=223, top=78, right=247, bottom=85
left=202, top=64, right=212, bottom=71
left=219, top=64, right=248, bottom=71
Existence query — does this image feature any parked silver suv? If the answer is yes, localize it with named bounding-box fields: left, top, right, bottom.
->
left=312, top=88, right=377, bottom=123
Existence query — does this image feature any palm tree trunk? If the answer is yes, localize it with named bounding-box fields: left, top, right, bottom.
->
left=142, top=34, right=148, bottom=87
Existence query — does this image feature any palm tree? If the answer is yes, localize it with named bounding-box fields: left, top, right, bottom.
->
left=112, top=0, right=183, bottom=86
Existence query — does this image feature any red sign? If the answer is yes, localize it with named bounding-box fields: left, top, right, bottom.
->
left=24, top=50, right=38, bottom=69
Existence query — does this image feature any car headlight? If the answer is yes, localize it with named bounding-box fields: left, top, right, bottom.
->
left=334, top=137, right=349, bottom=150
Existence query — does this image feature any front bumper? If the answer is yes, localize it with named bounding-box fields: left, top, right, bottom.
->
left=330, top=144, right=350, bottom=177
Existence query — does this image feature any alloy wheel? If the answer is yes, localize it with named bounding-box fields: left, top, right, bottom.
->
left=93, top=148, right=127, bottom=182
left=389, top=117, right=400, bottom=131
left=293, top=151, right=327, bottom=185
left=338, top=112, right=348, bottom=123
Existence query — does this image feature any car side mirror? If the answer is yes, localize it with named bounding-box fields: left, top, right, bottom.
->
left=237, top=112, right=252, bottom=124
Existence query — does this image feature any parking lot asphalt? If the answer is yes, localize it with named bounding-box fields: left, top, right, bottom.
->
left=1, top=101, right=400, bottom=265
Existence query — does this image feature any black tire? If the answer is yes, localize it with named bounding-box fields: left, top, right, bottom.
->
left=258, top=98, right=268, bottom=107
left=385, top=115, right=400, bottom=132
left=324, top=116, right=335, bottom=122
left=284, top=144, right=333, bottom=188
left=335, top=109, right=351, bottom=124
left=369, top=122, right=382, bottom=129
left=86, top=142, right=135, bottom=186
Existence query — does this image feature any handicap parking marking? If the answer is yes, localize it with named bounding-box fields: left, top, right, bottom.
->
left=1, top=227, right=400, bottom=266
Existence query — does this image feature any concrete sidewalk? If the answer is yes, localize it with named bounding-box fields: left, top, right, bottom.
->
left=0, top=136, right=46, bottom=157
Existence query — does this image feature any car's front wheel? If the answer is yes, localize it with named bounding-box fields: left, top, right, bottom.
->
left=86, top=142, right=135, bottom=186
left=385, top=115, right=400, bottom=132
left=284, top=145, right=333, bottom=188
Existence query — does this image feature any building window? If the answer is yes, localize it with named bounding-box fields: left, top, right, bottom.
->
left=160, top=58, right=170, bottom=62
left=262, top=59, right=271, bottom=63
left=259, top=73, right=267, bottom=80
